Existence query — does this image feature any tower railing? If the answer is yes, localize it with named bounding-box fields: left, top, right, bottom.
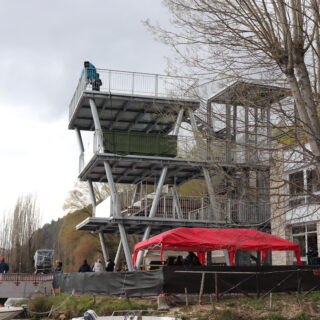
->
left=120, top=192, right=270, bottom=224
left=69, top=68, right=199, bottom=121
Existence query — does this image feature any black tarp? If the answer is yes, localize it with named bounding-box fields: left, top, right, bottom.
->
left=54, top=266, right=320, bottom=297
left=53, top=270, right=163, bottom=297
left=162, top=265, right=320, bottom=294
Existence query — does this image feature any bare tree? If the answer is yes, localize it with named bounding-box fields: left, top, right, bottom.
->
left=0, top=210, right=13, bottom=258
left=143, top=1, right=320, bottom=265
left=63, top=180, right=111, bottom=215
left=147, top=0, right=320, bottom=169
left=2, top=194, right=42, bottom=272
left=63, top=179, right=136, bottom=216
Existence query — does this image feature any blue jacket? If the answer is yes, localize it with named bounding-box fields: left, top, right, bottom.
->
left=0, top=260, right=9, bottom=273
left=85, top=62, right=98, bottom=81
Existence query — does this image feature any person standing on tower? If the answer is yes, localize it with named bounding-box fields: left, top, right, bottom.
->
left=84, top=61, right=102, bottom=91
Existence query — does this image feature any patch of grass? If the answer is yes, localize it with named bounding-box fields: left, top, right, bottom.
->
left=28, top=294, right=157, bottom=319
left=214, top=310, right=245, bottom=320
left=230, top=296, right=265, bottom=310
left=258, top=313, right=288, bottom=320
left=309, top=291, right=320, bottom=304
left=226, top=301, right=236, bottom=307
left=98, top=298, right=149, bottom=315
left=252, top=298, right=266, bottom=310
left=28, top=295, right=56, bottom=319
left=290, top=313, right=311, bottom=320
left=179, top=306, right=193, bottom=313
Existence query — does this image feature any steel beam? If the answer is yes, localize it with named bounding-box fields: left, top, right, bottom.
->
left=89, top=98, right=104, bottom=154
left=88, top=179, right=110, bottom=267
left=189, top=107, right=218, bottom=220
left=188, top=107, right=198, bottom=133
left=114, top=241, right=122, bottom=269
left=103, top=161, right=121, bottom=217
left=98, top=232, right=109, bottom=267
left=203, top=168, right=218, bottom=221
left=118, top=223, right=134, bottom=271
left=172, top=184, right=183, bottom=219
left=173, top=108, right=184, bottom=135
left=89, top=98, right=102, bottom=130
left=103, top=160, right=133, bottom=271
left=75, top=128, right=85, bottom=153
left=135, top=167, right=168, bottom=268
left=87, top=179, right=96, bottom=217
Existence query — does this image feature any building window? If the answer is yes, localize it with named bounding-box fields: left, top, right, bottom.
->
left=292, top=223, right=318, bottom=263
left=289, top=171, right=304, bottom=195
left=307, top=169, right=320, bottom=193
left=288, top=169, right=320, bottom=208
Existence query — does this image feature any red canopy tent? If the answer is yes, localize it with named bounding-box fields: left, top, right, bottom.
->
left=132, top=227, right=301, bottom=266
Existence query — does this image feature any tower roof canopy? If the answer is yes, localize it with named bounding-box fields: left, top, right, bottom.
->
left=209, top=80, right=291, bottom=106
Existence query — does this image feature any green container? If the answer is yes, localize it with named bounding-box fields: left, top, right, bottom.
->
left=103, top=130, right=177, bottom=157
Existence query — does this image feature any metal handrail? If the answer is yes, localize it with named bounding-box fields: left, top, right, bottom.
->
left=120, top=192, right=270, bottom=224
left=0, top=273, right=54, bottom=281
left=68, top=68, right=199, bottom=121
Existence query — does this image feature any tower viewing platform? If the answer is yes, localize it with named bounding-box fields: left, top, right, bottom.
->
left=68, top=68, right=199, bottom=132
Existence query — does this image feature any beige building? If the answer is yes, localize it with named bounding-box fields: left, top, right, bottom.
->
left=271, top=147, right=320, bottom=265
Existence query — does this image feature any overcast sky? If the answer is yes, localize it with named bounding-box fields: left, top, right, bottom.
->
left=0, top=0, right=171, bottom=224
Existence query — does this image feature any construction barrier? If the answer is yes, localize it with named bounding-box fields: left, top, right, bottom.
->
left=52, top=266, right=320, bottom=298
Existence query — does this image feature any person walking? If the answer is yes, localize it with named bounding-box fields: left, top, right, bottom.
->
left=0, top=257, right=9, bottom=273
left=92, top=259, right=105, bottom=272
left=54, top=260, right=63, bottom=273
left=106, top=259, right=115, bottom=272
left=78, top=259, right=91, bottom=272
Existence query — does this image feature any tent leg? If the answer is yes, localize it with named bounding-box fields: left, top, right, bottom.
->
left=224, top=250, right=230, bottom=266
